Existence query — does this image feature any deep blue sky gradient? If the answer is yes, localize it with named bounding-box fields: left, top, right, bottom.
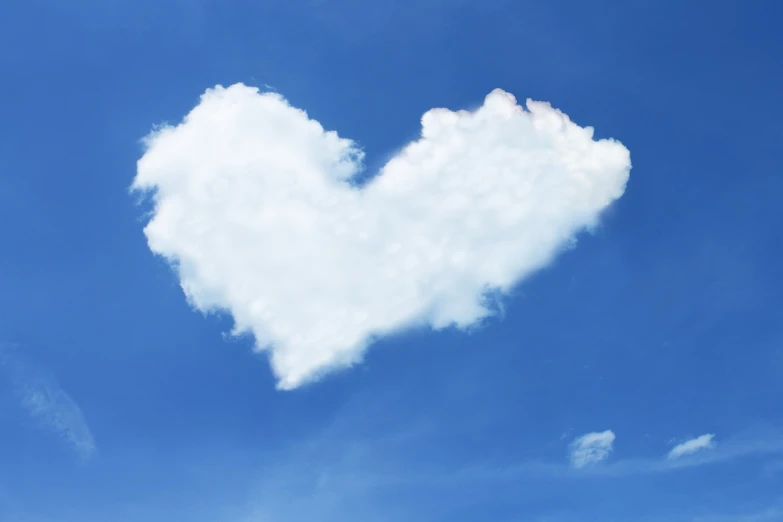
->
left=1, top=1, right=782, bottom=520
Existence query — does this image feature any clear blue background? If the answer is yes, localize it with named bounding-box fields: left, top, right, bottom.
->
left=1, top=1, right=782, bottom=520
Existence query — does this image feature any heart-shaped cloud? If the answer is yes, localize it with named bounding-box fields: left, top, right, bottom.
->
left=133, top=84, right=630, bottom=389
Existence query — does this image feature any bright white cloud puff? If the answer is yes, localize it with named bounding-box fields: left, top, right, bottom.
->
left=570, top=430, right=616, bottom=468
left=133, top=83, right=631, bottom=389
left=668, top=434, right=716, bottom=460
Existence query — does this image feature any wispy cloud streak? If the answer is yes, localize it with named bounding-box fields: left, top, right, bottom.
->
left=668, top=434, right=716, bottom=460
left=0, top=344, right=96, bottom=459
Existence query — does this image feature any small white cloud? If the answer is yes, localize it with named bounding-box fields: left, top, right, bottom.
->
left=0, top=345, right=96, bottom=459
left=570, top=430, right=615, bottom=468
left=668, top=434, right=716, bottom=460
left=133, top=83, right=631, bottom=389
left=19, top=380, right=97, bottom=460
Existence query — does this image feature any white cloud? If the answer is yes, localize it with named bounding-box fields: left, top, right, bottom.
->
left=133, top=83, right=631, bottom=389
left=570, top=430, right=615, bottom=468
left=0, top=345, right=96, bottom=459
left=668, top=434, right=716, bottom=460
left=18, top=380, right=97, bottom=460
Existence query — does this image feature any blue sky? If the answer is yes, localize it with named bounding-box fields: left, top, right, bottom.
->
left=1, top=0, right=782, bottom=520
